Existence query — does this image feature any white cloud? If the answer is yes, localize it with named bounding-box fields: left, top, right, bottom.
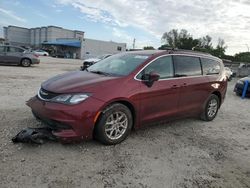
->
left=112, top=27, right=159, bottom=49
left=56, top=0, right=250, bottom=54
left=0, top=8, right=26, bottom=22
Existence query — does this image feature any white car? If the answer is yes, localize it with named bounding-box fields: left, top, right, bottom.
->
left=224, top=67, right=233, bottom=81
left=85, top=54, right=112, bottom=63
left=81, top=54, right=112, bottom=70
left=33, top=50, right=49, bottom=56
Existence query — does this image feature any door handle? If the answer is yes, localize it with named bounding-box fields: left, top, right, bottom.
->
left=182, top=83, right=187, bottom=87
left=171, top=85, right=178, bottom=89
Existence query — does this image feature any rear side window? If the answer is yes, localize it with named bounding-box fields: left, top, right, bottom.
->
left=7, top=47, right=24, bottom=53
left=173, top=56, right=202, bottom=76
left=201, top=58, right=221, bottom=75
left=137, top=56, right=174, bottom=79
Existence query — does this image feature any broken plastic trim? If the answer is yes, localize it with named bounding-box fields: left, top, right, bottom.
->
left=12, top=128, right=57, bottom=144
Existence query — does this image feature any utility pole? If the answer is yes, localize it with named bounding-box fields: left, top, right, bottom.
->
left=133, top=38, right=135, bottom=49
left=245, top=44, right=249, bottom=52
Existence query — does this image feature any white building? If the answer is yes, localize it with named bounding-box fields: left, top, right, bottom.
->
left=3, top=25, right=127, bottom=59
left=81, top=38, right=126, bottom=59
left=4, top=25, right=84, bottom=47
left=3, top=26, right=30, bottom=46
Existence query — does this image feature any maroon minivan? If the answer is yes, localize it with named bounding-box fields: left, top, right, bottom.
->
left=27, top=50, right=227, bottom=144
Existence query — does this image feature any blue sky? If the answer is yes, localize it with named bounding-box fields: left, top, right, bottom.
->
left=0, top=0, right=159, bottom=49
left=0, top=0, right=250, bottom=54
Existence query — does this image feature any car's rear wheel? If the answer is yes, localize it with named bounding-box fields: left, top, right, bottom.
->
left=201, top=94, right=220, bottom=121
left=95, top=103, right=133, bottom=145
left=21, top=58, right=31, bottom=67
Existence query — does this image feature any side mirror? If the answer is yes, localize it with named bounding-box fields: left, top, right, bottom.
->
left=142, top=71, right=160, bottom=87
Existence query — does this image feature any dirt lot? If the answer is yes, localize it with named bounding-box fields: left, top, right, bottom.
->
left=0, top=57, right=249, bottom=188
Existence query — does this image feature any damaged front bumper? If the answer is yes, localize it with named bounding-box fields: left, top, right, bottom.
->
left=12, top=127, right=57, bottom=144
left=31, top=110, right=80, bottom=143
left=26, top=96, right=103, bottom=143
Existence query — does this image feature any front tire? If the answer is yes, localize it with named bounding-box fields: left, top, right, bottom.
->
left=95, top=103, right=133, bottom=145
left=200, top=94, right=220, bottom=121
left=21, top=58, right=31, bottom=67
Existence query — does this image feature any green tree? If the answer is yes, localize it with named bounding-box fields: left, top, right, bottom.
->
left=193, top=35, right=213, bottom=53
left=160, top=29, right=228, bottom=59
left=143, top=46, right=155, bottom=50
left=234, top=52, right=250, bottom=62
left=161, top=29, right=198, bottom=50
left=212, top=38, right=227, bottom=58
left=158, top=44, right=171, bottom=50
left=198, top=35, right=213, bottom=49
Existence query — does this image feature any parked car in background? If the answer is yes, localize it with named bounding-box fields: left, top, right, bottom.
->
left=0, top=45, right=40, bottom=67
left=81, top=54, right=112, bottom=70
left=27, top=50, right=227, bottom=145
left=224, top=67, right=233, bottom=81
left=234, top=75, right=250, bottom=97
left=33, top=49, right=49, bottom=56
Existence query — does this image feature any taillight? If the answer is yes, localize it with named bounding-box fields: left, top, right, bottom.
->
left=34, top=54, right=39, bottom=58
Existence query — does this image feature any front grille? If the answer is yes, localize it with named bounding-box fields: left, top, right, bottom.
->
left=32, top=111, right=72, bottom=130
left=38, top=88, right=59, bottom=100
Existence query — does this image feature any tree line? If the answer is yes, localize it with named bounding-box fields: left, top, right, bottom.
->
left=143, top=29, right=250, bottom=63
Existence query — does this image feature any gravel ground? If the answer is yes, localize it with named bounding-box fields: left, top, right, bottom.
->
left=0, top=57, right=249, bottom=188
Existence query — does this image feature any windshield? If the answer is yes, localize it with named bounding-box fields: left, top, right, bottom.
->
left=88, top=53, right=149, bottom=76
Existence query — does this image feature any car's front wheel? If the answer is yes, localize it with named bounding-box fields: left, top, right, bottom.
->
left=21, top=58, right=31, bottom=67
left=201, top=94, right=220, bottom=121
left=95, top=103, right=133, bottom=145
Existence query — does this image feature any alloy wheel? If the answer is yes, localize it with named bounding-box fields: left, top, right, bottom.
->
left=104, top=111, right=128, bottom=140
left=207, top=99, right=218, bottom=118
left=22, top=59, right=31, bottom=67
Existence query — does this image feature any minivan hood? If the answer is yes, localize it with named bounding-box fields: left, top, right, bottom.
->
left=41, top=71, right=119, bottom=93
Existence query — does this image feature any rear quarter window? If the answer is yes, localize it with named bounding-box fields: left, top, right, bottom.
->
left=7, top=47, right=24, bottom=53
left=201, top=58, right=221, bottom=75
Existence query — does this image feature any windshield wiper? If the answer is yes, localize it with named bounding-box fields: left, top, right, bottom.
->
left=89, top=70, right=111, bottom=76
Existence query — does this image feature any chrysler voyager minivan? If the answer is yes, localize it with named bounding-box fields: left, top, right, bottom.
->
left=27, top=50, right=227, bottom=145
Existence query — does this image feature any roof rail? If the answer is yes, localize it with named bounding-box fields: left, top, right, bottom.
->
left=166, top=48, right=211, bottom=56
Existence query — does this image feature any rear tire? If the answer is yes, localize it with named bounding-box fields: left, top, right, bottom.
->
left=94, top=103, right=133, bottom=145
left=200, top=94, right=220, bottom=121
left=21, top=58, right=31, bottom=67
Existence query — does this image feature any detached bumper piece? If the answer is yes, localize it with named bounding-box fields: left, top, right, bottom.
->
left=12, top=128, right=57, bottom=144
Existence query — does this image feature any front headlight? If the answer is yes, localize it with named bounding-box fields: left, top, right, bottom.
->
left=51, top=94, right=90, bottom=104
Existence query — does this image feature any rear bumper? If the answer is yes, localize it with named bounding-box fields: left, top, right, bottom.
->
left=26, top=96, right=104, bottom=142
left=32, top=58, right=40, bottom=64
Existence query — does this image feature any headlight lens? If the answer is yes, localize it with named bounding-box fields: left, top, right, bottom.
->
left=69, top=94, right=90, bottom=104
left=51, top=94, right=90, bottom=104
